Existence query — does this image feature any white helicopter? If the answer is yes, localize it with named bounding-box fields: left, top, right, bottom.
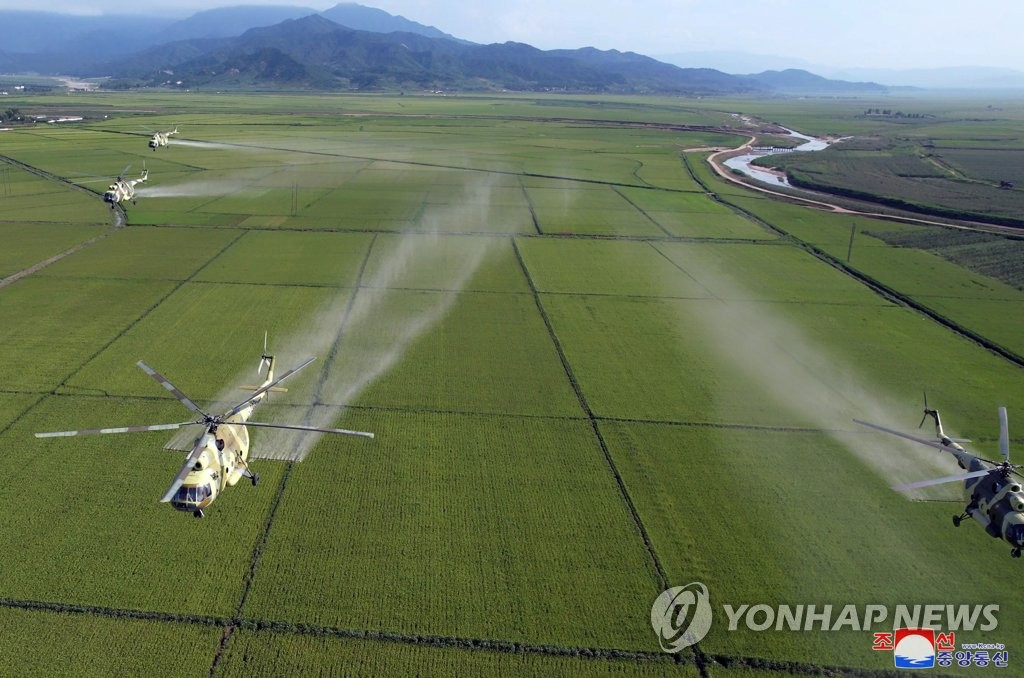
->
left=103, top=165, right=148, bottom=205
left=856, top=399, right=1024, bottom=557
left=148, top=127, right=178, bottom=151
left=36, top=341, right=373, bottom=517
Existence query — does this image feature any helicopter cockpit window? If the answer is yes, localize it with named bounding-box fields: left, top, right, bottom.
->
left=1010, top=524, right=1024, bottom=547
left=170, top=483, right=211, bottom=507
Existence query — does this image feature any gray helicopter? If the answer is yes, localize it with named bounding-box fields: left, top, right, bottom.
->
left=855, top=400, right=1024, bottom=558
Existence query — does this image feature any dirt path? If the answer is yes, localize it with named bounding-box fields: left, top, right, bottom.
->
left=0, top=155, right=123, bottom=290
left=702, top=142, right=1022, bottom=236
left=0, top=230, right=113, bottom=290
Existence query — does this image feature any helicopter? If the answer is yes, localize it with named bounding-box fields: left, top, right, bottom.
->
left=103, top=165, right=148, bottom=205
left=854, top=400, right=1024, bottom=557
left=148, top=127, right=178, bottom=150
left=35, top=343, right=374, bottom=518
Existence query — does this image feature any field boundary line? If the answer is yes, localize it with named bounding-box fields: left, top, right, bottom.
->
left=0, top=153, right=105, bottom=202
left=207, top=234, right=379, bottom=676
left=513, top=238, right=713, bottom=675
left=0, top=230, right=114, bottom=291
left=645, top=241, right=719, bottom=299
left=692, top=158, right=1024, bottom=371
left=146, top=220, right=778, bottom=244
left=613, top=187, right=674, bottom=237
left=0, top=595, right=948, bottom=677
left=313, top=233, right=379, bottom=406
left=803, top=248, right=1024, bottom=369
left=53, top=229, right=249, bottom=391
left=512, top=240, right=666, bottom=587
left=129, top=135, right=711, bottom=195
left=0, top=153, right=126, bottom=227
left=31, top=392, right=910, bottom=439
left=517, top=175, right=543, bottom=234
left=0, top=153, right=127, bottom=287
left=0, top=394, right=48, bottom=439
left=3, top=231, right=248, bottom=444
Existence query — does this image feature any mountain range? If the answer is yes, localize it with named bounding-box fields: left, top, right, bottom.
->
left=657, top=51, right=1024, bottom=90
left=0, top=3, right=891, bottom=94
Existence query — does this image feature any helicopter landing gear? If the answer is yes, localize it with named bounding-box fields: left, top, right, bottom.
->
left=238, top=457, right=259, bottom=487
left=193, top=509, right=204, bottom=519
left=1012, top=548, right=1021, bottom=559
left=237, top=453, right=259, bottom=487
left=953, top=512, right=967, bottom=527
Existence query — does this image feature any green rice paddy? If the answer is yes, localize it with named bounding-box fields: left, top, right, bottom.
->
left=0, top=91, right=1022, bottom=676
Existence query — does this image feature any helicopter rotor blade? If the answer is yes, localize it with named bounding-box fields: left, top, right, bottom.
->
left=918, top=391, right=929, bottom=428
left=160, top=439, right=207, bottom=503
left=999, top=406, right=1010, bottom=462
left=222, top=357, right=316, bottom=419
left=893, top=469, right=992, bottom=492
left=238, top=420, right=374, bottom=439
left=35, top=420, right=198, bottom=438
left=137, top=360, right=209, bottom=418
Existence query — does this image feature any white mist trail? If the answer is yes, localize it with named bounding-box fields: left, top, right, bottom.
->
left=135, top=178, right=262, bottom=198
left=171, top=139, right=259, bottom=152
left=669, top=245, right=960, bottom=492
left=239, top=177, right=499, bottom=461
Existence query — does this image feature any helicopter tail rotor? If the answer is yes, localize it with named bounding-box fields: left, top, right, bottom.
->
left=257, top=330, right=272, bottom=376
left=918, top=391, right=935, bottom=429
left=914, top=393, right=969, bottom=444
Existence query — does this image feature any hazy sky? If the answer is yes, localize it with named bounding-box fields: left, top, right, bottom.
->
left=14, top=0, right=1023, bottom=71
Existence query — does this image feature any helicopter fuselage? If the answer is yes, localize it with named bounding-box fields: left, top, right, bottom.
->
left=103, top=170, right=147, bottom=204
left=149, top=129, right=177, bottom=150
left=951, top=448, right=1024, bottom=549
left=103, top=179, right=134, bottom=204
left=168, top=378, right=267, bottom=516
left=856, top=406, right=1024, bottom=557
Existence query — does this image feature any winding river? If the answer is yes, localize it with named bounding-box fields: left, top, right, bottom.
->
left=722, top=129, right=831, bottom=187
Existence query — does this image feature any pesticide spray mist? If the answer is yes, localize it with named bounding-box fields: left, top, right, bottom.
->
left=134, top=138, right=271, bottom=198
left=135, top=178, right=262, bottom=199
left=168, top=176, right=502, bottom=460
left=665, top=244, right=960, bottom=493
left=170, top=139, right=260, bottom=152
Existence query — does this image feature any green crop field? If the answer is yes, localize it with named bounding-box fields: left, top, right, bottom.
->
left=0, top=91, right=1022, bottom=677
